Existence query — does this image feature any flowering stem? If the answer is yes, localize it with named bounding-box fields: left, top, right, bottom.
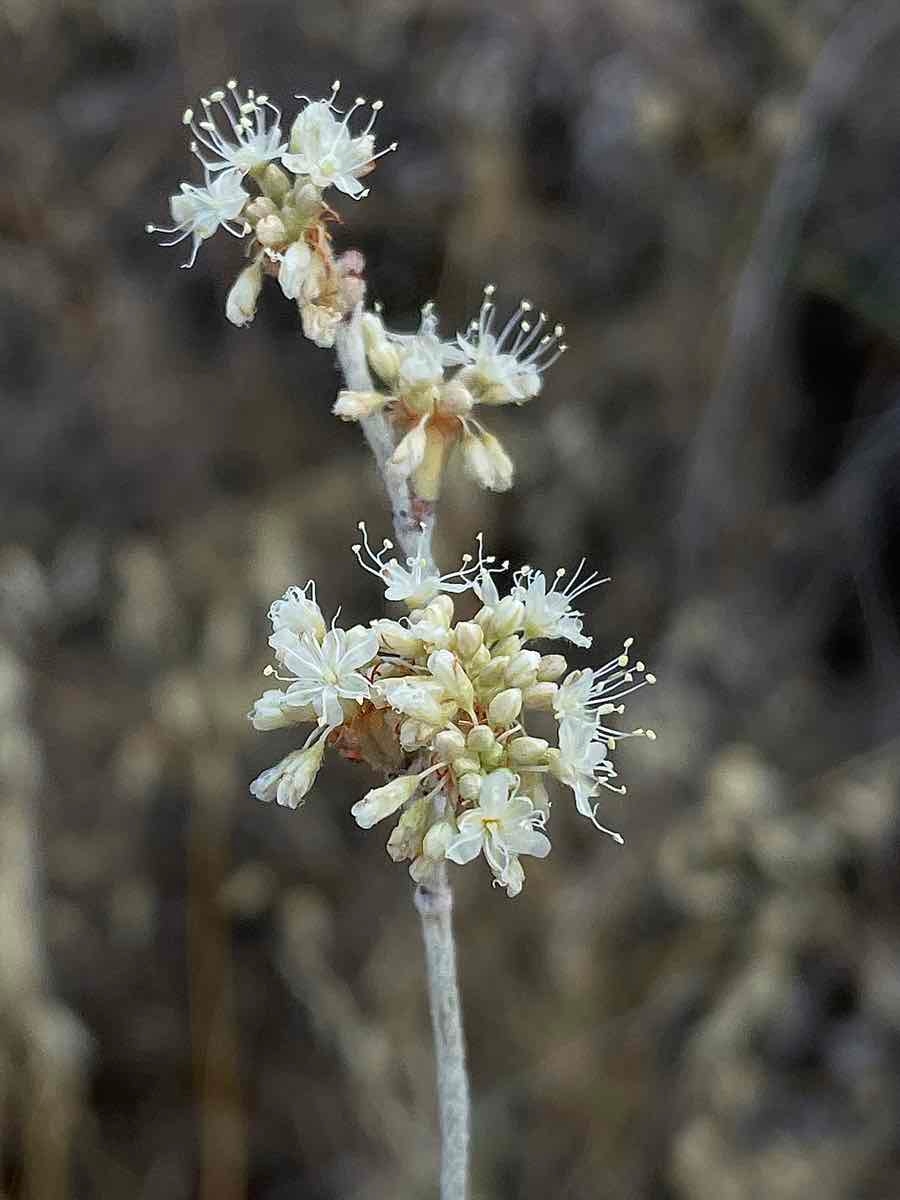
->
left=334, top=308, right=470, bottom=1199
left=414, top=865, right=470, bottom=1200
left=335, top=307, right=436, bottom=563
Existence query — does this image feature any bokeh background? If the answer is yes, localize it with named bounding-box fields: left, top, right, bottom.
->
left=3, top=0, right=900, bottom=1197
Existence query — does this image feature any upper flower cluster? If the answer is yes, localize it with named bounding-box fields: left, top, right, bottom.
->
left=334, top=287, right=567, bottom=499
left=249, top=526, right=655, bottom=897
left=147, top=79, right=395, bottom=344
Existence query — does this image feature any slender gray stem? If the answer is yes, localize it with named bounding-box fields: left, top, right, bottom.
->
left=334, top=308, right=470, bottom=1200
left=415, top=867, right=469, bottom=1200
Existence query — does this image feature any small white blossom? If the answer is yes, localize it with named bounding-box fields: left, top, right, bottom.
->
left=276, top=240, right=316, bottom=301
left=183, top=81, right=286, bottom=175
left=249, top=688, right=316, bottom=731
left=352, top=523, right=504, bottom=610
left=147, top=168, right=249, bottom=268
left=553, top=642, right=656, bottom=739
left=390, top=304, right=459, bottom=392
left=512, top=559, right=607, bottom=647
left=445, top=769, right=550, bottom=897
left=351, top=764, right=440, bottom=829
left=449, top=285, right=567, bottom=404
left=276, top=622, right=379, bottom=728
left=281, top=81, right=396, bottom=198
left=553, top=719, right=624, bottom=841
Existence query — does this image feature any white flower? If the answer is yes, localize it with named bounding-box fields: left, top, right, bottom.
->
left=250, top=735, right=327, bottom=808
left=445, top=769, right=550, bottom=896
left=266, top=581, right=327, bottom=662
left=276, top=240, right=318, bottom=302
left=352, top=523, right=505, bottom=610
left=248, top=687, right=316, bottom=731
left=390, top=305, right=457, bottom=392
left=553, top=719, right=624, bottom=841
left=183, top=81, right=286, bottom=175
left=512, top=559, right=608, bottom=647
left=449, top=285, right=567, bottom=403
left=553, top=643, right=656, bottom=739
left=277, top=623, right=379, bottom=728
left=377, top=676, right=447, bottom=726
left=281, top=82, right=396, bottom=199
left=147, top=168, right=249, bottom=268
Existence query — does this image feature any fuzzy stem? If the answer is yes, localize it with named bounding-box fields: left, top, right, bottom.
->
left=414, top=865, right=470, bottom=1200
left=334, top=308, right=470, bottom=1200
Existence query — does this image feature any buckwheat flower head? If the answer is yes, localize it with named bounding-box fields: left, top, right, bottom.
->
left=146, top=167, right=249, bottom=268
left=248, top=528, right=655, bottom=896
left=183, top=81, right=286, bottom=175
left=445, top=769, right=550, bottom=897
left=282, top=81, right=397, bottom=198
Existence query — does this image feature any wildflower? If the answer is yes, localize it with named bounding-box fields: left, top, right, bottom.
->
left=445, top=770, right=550, bottom=897
left=226, top=257, right=264, bottom=327
left=553, top=644, right=656, bottom=740
left=268, top=581, right=327, bottom=641
left=450, top=285, right=567, bottom=405
left=183, top=81, right=286, bottom=175
left=250, top=734, right=327, bottom=808
left=511, top=560, right=608, bottom=647
left=146, top=168, right=249, bottom=268
left=551, top=719, right=624, bottom=841
left=276, top=623, right=380, bottom=728
left=352, top=522, right=502, bottom=610
left=281, top=81, right=396, bottom=198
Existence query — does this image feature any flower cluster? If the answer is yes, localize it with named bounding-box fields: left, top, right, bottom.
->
left=249, top=526, right=655, bottom=897
left=147, top=80, right=395, bottom=345
left=334, top=288, right=567, bottom=499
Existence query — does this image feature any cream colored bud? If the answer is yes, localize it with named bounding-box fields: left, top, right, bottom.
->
left=411, top=424, right=449, bottom=503
left=488, top=687, right=523, bottom=728
left=430, top=595, right=455, bottom=626
left=423, top=819, right=457, bottom=860
left=524, top=681, right=558, bottom=710
left=387, top=794, right=431, bottom=862
left=333, top=389, right=388, bottom=421
left=388, top=419, right=428, bottom=481
left=474, top=605, right=495, bottom=629
left=427, top=650, right=475, bottom=712
left=400, top=719, right=431, bottom=751
left=225, top=259, right=264, bottom=327
left=507, top=649, right=541, bottom=688
left=244, top=196, right=278, bottom=225
left=493, top=635, right=523, bottom=660
left=351, top=773, right=424, bottom=829
left=468, top=645, right=492, bottom=672
left=301, top=302, right=341, bottom=348
left=439, top=379, right=475, bottom=417
left=545, top=748, right=564, bottom=780
left=481, top=743, right=505, bottom=769
left=508, top=736, right=549, bottom=766
left=373, top=619, right=422, bottom=657
left=434, top=728, right=466, bottom=762
left=461, top=431, right=514, bottom=491
left=537, top=654, right=568, bottom=682
left=475, top=657, right=509, bottom=690
left=456, top=772, right=483, bottom=802
left=491, top=598, right=525, bottom=640
left=277, top=239, right=313, bottom=300
left=255, top=213, right=288, bottom=247
left=261, top=163, right=291, bottom=202
left=449, top=753, right=479, bottom=776
left=292, top=180, right=323, bottom=217
left=466, top=725, right=495, bottom=754
left=362, top=312, right=401, bottom=386
left=454, top=621, right=484, bottom=660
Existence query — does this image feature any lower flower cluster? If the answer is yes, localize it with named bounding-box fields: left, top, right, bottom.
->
left=249, top=526, right=655, bottom=897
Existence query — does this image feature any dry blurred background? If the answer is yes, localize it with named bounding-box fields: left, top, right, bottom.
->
left=2, top=0, right=900, bottom=1196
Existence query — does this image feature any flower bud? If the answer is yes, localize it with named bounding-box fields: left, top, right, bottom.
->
left=278, top=239, right=313, bottom=300
left=261, top=163, right=291, bottom=202
left=434, top=728, right=467, bottom=762
left=538, top=654, right=568, bottom=682
left=333, top=390, right=389, bottom=421
left=362, top=311, right=401, bottom=386
left=292, top=180, right=323, bottom=217
left=423, top=819, right=457, bottom=860
left=492, top=635, right=522, bottom=659
left=524, top=681, right=558, bottom=710
left=491, top=597, right=525, bottom=640
left=475, top=657, right=509, bottom=690
left=427, top=650, right=475, bottom=712
left=387, top=794, right=431, bottom=862
left=480, top=742, right=505, bottom=769
left=430, top=595, right=455, bottom=626
left=454, top=621, right=484, bottom=660
left=456, top=772, right=482, bottom=802
left=488, top=687, right=523, bottom=728
left=301, top=302, right=341, bottom=348
left=452, top=755, right=482, bottom=777
left=474, top=605, right=495, bottom=629
left=506, top=649, right=541, bottom=689
left=225, top=259, right=264, bottom=327
left=439, top=379, right=475, bottom=417
left=250, top=738, right=326, bottom=809
left=388, top=419, right=428, bottom=481
left=372, top=619, right=422, bottom=657
left=400, top=718, right=431, bottom=751
left=508, top=736, right=550, bottom=766
left=244, top=196, right=278, bottom=225
left=466, top=725, right=495, bottom=754
left=351, top=772, right=423, bottom=829
left=255, top=213, right=288, bottom=247
left=468, top=645, right=492, bottom=672
left=379, top=678, right=446, bottom=725
left=461, top=431, right=513, bottom=491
